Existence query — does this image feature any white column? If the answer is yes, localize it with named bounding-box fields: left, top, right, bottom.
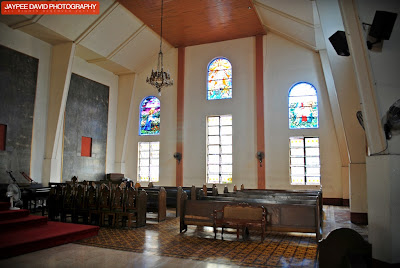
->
left=367, top=155, right=400, bottom=263
left=42, top=42, right=76, bottom=185
left=114, top=73, right=136, bottom=175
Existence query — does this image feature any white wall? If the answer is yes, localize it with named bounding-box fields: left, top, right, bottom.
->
left=0, top=23, right=51, bottom=184
left=122, top=35, right=343, bottom=197
left=183, top=37, right=258, bottom=191
left=264, top=33, right=342, bottom=197
left=0, top=23, right=344, bottom=198
left=124, top=48, right=178, bottom=186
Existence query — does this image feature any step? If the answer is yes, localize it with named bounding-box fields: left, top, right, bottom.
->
left=0, top=209, right=30, bottom=221
left=0, top=221, right=100, bottom=259
left=0, top=202, right=10, bottom=211
left=0, top=214, right=48, bottom=231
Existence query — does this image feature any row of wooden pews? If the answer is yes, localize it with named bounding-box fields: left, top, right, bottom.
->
left=180, top=185, right=323, bottom=241
left=47, top=180, right=147, bottom=228
left=138, top=183, right=219, bottom=217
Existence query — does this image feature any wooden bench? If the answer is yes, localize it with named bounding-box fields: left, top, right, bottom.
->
left=160, top=186, right=194, bottom=216
left=46, top=182, right=148, bottom=227
left=213, top=203, right=267, bottom=241
left=235, top=187, right=323, bottom=216
left=142, top=187, right=166, bottom=222
left=180, top=191, right=322, bottom=241
left=219, top=187, right=323, bottom=233
left=140, top=185, right=198, bottom=217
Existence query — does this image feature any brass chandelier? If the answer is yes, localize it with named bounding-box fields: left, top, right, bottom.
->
left=146, top=0, right=173, bottom=96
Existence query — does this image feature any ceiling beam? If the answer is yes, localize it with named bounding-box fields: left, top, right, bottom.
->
left=254, top=0, right=315, bottom=29
left=107, top=24, right=147, bottom=59
left=263, top=24, right=318, bottom=52
left=10, top=15, right=43, bottom=29
left=75, top=1, right=119, bottom=44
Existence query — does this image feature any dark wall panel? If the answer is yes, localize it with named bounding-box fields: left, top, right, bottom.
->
left=0, top=45, right=38, bottom=184
left=63, top=73, right=109, bottom=182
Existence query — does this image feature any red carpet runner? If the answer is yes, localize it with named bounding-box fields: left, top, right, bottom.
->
left=0, top=201, right=99, bottom=259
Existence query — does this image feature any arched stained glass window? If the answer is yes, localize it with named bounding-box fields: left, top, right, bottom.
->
left=289, top=82, right=318, bottom=129
left=207, top=57, right=232, bottom=100
left=139, top=96, right=160, bottom=136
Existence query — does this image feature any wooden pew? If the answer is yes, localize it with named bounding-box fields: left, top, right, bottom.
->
left=142, top=187, right=167, bottom=222
left=115, top=187, right=147, bottom=228
left=162, top=186, right=194, bottom=217
left=141, top=185, right=197, bottom=217
left=46, top=182, right=148, bottom=227
left=180, top=191, right=322, bottom=241
left=225, top=187, right=323, bottom=229
left=213, top=203, right=267, bottom=241
left=47, top=184, right=63, bottom=221
left=201, top=184, right=218, bottom=197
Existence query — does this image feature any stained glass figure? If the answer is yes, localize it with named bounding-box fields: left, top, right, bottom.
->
left=139, top=96, right=160, bottom=135
left=289, top=82, right=318, bottom=129
left=207, top=58, right=232, bottom=100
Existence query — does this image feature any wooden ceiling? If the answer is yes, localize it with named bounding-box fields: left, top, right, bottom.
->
left=117, top=0, right=266, bottom=48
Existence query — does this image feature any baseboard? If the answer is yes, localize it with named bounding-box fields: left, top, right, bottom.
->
left=323, top=198, right=347, bottom=206
left=342, top=199, right=349, bottom=206
left=350, top=212, right=368, bottom=225
left=373, top=258, right=400, bottom=267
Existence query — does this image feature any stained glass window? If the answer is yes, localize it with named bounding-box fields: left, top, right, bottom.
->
left=137, top=141, right=159, bottom=182
left=207, top=58, right=232, bottom=100
left=290, top=137, right=320, bottom=185
left=207, top=115, right=232, bottom=184
left=139, top=96, right=160, bottom=135
left=289, top=82, right=318, bottom=129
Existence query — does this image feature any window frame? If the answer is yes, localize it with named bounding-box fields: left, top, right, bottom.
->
left=139, top=96, right=161, bottom=136
left=207, top=57, right=233, bottom=100
left=137, top=141, right=160, bottom=182
left=288, top=82, right=319, bottom=129
left=206, top=115, right=233, bottom=184
left=289, top=136, right=320, bottom=186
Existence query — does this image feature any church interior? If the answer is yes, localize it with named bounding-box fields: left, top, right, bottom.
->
left=0, top=0, right=399, bottom=267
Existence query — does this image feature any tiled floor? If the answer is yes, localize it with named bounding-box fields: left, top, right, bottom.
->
left=0, top=205, right=368, bottom=268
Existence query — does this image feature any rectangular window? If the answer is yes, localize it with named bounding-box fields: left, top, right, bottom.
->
left=290, top=137, right=320, bottom=185
left=137, top=141, right=159, bottom=182
left=207, top=115, right=232, bottom=184
left=81, top=136, right=92, bottom=157
left=0, top=124, right=6, bottom=151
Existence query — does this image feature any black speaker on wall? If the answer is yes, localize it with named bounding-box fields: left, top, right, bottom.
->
left=369, top=11, right=397, bottom=40
left=329, top=30, right=350, bottom=56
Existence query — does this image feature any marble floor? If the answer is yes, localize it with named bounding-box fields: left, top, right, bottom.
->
left=0, top=205, right=368, bottom=268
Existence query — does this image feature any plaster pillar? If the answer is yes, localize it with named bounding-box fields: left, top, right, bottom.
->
left=316, top=0, right=367, bottom=216
left=349, top=163, right=367, bottom=223
left=114, top=73, right=136, bottom=175
left=367, top=155, right=400, bottom=263
left=341, top=166, right=349, bottom=205
left=42, top=42, right=75, bottom=185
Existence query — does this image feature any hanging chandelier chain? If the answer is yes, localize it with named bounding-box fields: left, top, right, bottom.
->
left=146, top=0, right=173, bottom=96
left=157, top=0, right=164, bottom=71
left=160, top=0, right=163, bottom=53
